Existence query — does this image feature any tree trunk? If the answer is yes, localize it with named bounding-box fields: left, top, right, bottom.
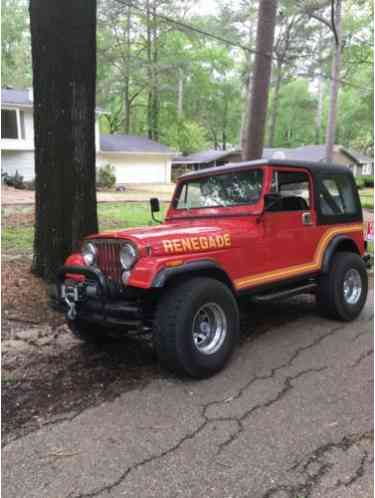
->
left=243, top=0, right=278, bottom=160
left=325, top=0, right=342, bottom=162
left=124, top=5, right=131, bottom=134
left=146, top=0, right=153, bottom=139
left=268, top=58, right=283, bottom=147
left=151, top=3, right=159, bottom=140
left=177, top=69, right=184, bottom=119
left=30, top=0, right=98, bottom=281
left=315, top=74, right=324, bottom=144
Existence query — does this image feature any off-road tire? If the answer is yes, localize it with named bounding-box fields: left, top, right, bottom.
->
left=317, top=251, right=368, bottom=321
left=68, top=319, right=111, bottom=344
left=153, top=277, right=240, bottom=378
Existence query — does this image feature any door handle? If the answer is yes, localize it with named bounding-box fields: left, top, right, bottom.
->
left=302, top=212, right=313, bottom=225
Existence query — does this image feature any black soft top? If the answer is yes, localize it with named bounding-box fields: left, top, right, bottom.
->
left=180, top=159, right=351, bottom=180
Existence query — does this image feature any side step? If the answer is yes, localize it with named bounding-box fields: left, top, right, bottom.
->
left=253, top=283, right=317, bottom=303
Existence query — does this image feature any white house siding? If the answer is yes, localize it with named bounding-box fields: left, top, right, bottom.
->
left=97, top=153, right=172, bottom=184
left=23, top=109, right=34, bottom=141
left=1, top=150, right=35, bottom=181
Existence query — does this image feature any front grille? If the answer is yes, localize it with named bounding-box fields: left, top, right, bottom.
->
left=94, top=239, right=122, bottom=283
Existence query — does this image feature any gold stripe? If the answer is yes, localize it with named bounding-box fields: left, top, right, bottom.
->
left=235, top=224, right=363, bottom=290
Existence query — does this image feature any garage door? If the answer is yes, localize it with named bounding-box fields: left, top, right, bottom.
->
left=114, top=163, right=166, bottom=184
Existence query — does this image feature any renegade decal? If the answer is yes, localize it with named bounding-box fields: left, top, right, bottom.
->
left=234, top=224, right=363, bottom=290
left=163, top=233, right=231, bottom=254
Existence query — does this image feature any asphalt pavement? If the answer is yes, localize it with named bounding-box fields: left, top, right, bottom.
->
left=3, top=289, right=373, bottom=498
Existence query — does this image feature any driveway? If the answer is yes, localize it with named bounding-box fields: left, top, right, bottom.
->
left=3, top=290, right=373, bottom=498
left=2, top=184, right=174, bottom=205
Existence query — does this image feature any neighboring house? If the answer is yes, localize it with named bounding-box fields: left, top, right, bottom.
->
left=1, top=88, right=175, bottom=184
left=98, top=134, right=174, bottom=184
left=172, top=144, right=373, bottom=178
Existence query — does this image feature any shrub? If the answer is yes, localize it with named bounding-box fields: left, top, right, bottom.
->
left=97, top=164, right=116, bottom=189
left=355, top=177, right=365, bottom=190
left=2, top=170, right=25, bottom=189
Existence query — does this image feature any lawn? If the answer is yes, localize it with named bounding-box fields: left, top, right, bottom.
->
left=359, top=188, right=374, bottom=210
left=2, top=197, right=373, bottom=256
left=3, top=202, right=168, bottom=255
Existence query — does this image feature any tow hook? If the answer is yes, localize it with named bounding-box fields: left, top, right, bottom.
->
left=65, top=296, right=77, bottom=320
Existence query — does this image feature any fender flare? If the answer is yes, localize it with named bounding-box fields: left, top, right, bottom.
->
left=321, top=234, right=360, bottom=274
left=151, top=259, right=234, bottom=289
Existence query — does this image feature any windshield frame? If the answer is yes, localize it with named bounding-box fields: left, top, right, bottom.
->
left=171, top=167, right=265, bottom=212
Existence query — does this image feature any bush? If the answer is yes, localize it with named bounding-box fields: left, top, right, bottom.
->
left=2, top=170, right=25, bottom=189
left=362, top=175, right=374, bottom=188
left=355, top=177, right=365, bottom=190
left=97, top=164, right=116, bottom=189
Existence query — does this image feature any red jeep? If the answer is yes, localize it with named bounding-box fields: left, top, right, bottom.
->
left=57, top=159, right=370, bottom=378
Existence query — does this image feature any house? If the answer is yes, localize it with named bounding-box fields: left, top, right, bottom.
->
left=1, top=88, right=175, bottom=184
left=172, top=144, right=373, bottom=178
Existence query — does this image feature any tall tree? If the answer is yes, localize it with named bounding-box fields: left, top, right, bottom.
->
left=243, top=0, right=278, bottom=160
left=325, top=0, right=343, bottom=161
left=30, top=0, right=98, bottom=280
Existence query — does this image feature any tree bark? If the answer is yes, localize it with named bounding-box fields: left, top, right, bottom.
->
left=268, top=58, right=283, bottom=147
left=124, top=4, right=131, bottom=134
left=325, top=0, right=342, bottom=162
left=30, top=0, right=98, bottom=281
left=177, top=69, right=184, bottom=119
left=243, top=0, right=278, bottom=160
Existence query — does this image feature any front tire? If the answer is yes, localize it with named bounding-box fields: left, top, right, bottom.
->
left=317, top=251, right=368, bottom=321
left=154, top=278, right=240, bottom=378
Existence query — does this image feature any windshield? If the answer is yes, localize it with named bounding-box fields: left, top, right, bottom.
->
left=175, top=169, right=264, bottom=209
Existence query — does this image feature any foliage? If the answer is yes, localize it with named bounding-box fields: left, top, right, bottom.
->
left=1, top=0, right=32, bottom=87
left=272, top=80, right=316, bottom=147
left=355, top=177, right=365, bottom=189
left=97, top=164, right=116, bottom=189
left=2, top=170, right=25, bottom=189
left=2, top=0, right=373, bottom=158
left=162, top=119, right=209, bottom=155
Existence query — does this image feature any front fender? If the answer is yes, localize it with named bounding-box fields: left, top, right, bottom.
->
left=151, top=259, right=232, bottom=288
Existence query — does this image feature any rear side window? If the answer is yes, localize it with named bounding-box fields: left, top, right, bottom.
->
left=320, top=175, right=357, bottom=215
left=316, top=173, right=361, bottom=224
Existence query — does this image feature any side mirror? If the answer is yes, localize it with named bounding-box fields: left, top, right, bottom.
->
left=264, top=193, right=282, bottom=212
left=150, top=197, right=161, bottom=224
left=150, top=197, right=160, bottom=213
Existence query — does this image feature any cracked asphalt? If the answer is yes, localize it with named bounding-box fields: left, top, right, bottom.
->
left=3, top=287, right=373, bottom=498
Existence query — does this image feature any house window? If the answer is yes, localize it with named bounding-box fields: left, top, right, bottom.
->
left=1, top=109, right=18, bottom=138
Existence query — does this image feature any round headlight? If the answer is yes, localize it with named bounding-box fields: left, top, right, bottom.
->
left=82, top=241, right=96, bottom=266
left=120, top=243, right=138, bottom=270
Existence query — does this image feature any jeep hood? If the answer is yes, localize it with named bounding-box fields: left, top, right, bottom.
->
left=87, top=221, right=234, bottom=255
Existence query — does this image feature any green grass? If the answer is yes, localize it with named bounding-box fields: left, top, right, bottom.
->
left=98, top=202, right=167, bottom=231
left=2, top=226, right=34, bottom=254
left=359, top=188, right=374, bottom=209
left=2, top=199, right=373, bottom=256
left=2, top=202, right=168, bottom=255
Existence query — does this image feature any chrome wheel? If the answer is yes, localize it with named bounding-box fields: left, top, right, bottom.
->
left=192, top=303, right=227, bottom=355
left=343, top=268, right=362, bottom=305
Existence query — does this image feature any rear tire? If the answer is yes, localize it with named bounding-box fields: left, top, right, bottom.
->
left=154, top=277, right=239, bottom=378
left=317, top=251, right=368, bottom=321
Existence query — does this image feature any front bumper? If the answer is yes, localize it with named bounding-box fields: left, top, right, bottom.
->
left=55, top=265, right=143, bottom=327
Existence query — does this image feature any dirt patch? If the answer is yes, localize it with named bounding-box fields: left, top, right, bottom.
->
left=2, top=260, right=62, bottom=336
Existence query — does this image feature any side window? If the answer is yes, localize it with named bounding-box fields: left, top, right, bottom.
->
left=269, top=170, right=311, bottom=211
left=319, top=175, right=357, bottom=216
